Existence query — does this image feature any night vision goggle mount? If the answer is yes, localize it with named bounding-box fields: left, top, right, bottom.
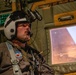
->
left=27, top=9, right=42, bottom=22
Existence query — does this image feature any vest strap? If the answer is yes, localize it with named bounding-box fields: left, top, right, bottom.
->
left=6, top=42, right=23, bottom=75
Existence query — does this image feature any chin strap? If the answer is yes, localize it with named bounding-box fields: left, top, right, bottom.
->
left=16, top=37, right=27, bottom=43
left=6, top=42, right=23, bottom=75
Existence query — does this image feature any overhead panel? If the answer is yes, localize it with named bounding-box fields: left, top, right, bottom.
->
left=53, top=1, right=76, bottom=26
left=53, top=1, right=76, bottom=15
left=31, top=0, right=61, bottom=11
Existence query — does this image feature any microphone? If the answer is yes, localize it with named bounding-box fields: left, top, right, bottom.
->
left=28, top=31, right=33, bottom=37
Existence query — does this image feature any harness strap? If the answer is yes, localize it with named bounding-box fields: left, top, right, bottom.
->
left=6, top=42, right=23, bottom=75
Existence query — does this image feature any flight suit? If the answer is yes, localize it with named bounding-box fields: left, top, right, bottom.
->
left=0, top=42, right=54, bottom=75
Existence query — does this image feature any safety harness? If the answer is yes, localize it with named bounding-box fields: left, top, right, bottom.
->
left=6, top=42, right=23, bottom=75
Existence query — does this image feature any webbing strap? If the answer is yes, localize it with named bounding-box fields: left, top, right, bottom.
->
left=6, top=42, right=23, bottom=75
